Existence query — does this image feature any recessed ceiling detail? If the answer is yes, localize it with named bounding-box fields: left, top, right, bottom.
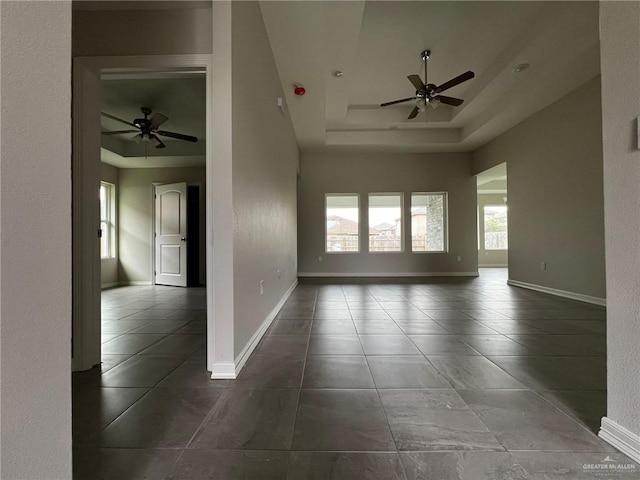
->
left=259, top=0, right=600, bottom=153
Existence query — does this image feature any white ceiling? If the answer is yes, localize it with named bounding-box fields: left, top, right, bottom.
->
left=101, top=73, right=206, bottom=168
left=260, top=0, right=600, bottom=153
left=98, top=1, right=600, bottom=166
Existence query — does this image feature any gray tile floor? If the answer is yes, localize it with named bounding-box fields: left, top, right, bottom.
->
left=72, top=270, right=639, bottom=479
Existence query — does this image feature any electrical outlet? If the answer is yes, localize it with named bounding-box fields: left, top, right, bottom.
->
left=259, top=280, right=264, bottom=295
left=318, top=255, right=323, bottom=262
left=457, top=256, right=462, bottom=262
left=277, top=269, right=282, bottom=279
left=540, top=262, right=547, bottom=270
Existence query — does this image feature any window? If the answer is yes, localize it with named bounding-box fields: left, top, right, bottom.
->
left=368, top=194, right=402, bottom=252
left=483, top=205, right=508, bottom=250
left=326, top=194, right=359, bottom=252
left=411, top=193, right=447, bottom=252
left=100, top=182, right=115, bottom=258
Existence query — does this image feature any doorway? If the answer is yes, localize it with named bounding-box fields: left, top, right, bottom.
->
left=73, top=55, right=215, bottom=374
left=476, top=163, right=508, bottom=270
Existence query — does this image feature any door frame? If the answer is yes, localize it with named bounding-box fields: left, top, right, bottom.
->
left=72, top=54, right=216, bottom=372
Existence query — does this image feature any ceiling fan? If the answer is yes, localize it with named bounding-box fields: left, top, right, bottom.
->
left=101, top=107, right=198, bottom=149
left=380, top=50, right=475, bottom=120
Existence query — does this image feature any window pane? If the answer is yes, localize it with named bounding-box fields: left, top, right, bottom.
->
left=369, top=194, right=402, bottom=252
left=326, top=194, right=359, bottom=252
left=100, top=221, right=109, bottom=258
left=100, top=184, right=108, bottom=222
left=484, top=205, right=508, bottom=250
left=411, top=193, right=446, bottom=252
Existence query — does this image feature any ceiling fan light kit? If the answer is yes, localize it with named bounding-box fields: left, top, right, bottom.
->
left=380, top=49, right=475, bottom=120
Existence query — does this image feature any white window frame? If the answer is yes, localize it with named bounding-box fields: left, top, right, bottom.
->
left=100, top=181, right=116, bottom=259
left=325, top=193, right=360, bottom=254
left=368, top=192, right=404, bottom=254
left=482, top=204, right=508, bottom=251
left=410, top=192, right=449, bottom=253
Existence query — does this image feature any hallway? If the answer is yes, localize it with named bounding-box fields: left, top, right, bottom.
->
left=72, top=271, right=637, bottom=479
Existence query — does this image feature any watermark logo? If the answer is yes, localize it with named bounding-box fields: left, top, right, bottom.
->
left=583, top=456, right=637, bottom=477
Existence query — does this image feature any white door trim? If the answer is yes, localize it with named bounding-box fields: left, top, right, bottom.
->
left=72, top=54, right=216, bottom=372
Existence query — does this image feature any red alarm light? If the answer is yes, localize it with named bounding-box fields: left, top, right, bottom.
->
left=294, top=85, right=306, bottom=96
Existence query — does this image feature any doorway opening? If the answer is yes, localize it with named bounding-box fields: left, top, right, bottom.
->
left=73, top=55, right=215, bottom=375
left=476, top=163, right=508, bottom=275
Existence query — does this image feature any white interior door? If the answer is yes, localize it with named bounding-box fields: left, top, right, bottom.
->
left=155, top=182, right=188, bottom=287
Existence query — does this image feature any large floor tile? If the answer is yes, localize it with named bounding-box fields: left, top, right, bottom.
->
left=400, top=451, right=527, bottom=480
left=140, top=333, right=205, bottom=356
left=409, top=335, right=481, bottom=355
left=73, top=386, right=148, bottom=443
left=267, top=319, right=312, bottom=335
left=354, top=320, right=405, bottom=335
left=99, top=388, right=222, bottom=448
left=98, top=355, right=186, bottom=388
left=157, top=361, right=231, bottom=389
left=236, top=354, right=305, bottom=388
left=292, top=389, right=395, bottom=451
left=511, top=452, right=639, bottom=479
left=507, top=335, right=606, bottom=356
left=536, top=390, right=606, bottom=433
left=395, top=320, right=450, bottom=335
left=427, top=356, right=525, bottom=389
left=488, top=356, right=606, bottom=391
left=311, top=319, right=357, bottom=335
left=73, top=448, right=181, bottom=480
left=308, top=335, right=363, bottom=355
left=457, top=389, right=615, bottom=452
left=101, top=333, right=166, bottom=354
left=168, top=450, right=290, bottom=480
left=379, top=389, right=503, bottom=451
left=190, top=388, right=299, bottom=450
left=459, top=334, right=534, bottom=356
left=303, top=355, right=375, bottom=389
left=360, top=335, right=422, bottom=355
left=368, top=356, right=449, bottom=389
left=253, top=335, right=309, bottom=359
left=287, top=452, right=406, bottom=480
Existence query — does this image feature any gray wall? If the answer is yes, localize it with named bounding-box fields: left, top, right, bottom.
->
left=297, top=152, right=478, bottom=276
left=72, top=6, right=212, bottom=56
left=118, top=167, right=206, bottom=285
left=473, top=77, right=605, bottom=300
left=101, top=162, right=119, bottom=287
left=0, top=2, right=72, bottom=477
left=600, top=0, right=640, bottom=446
left=477, top=193, right=509, bottom=267
left=231, top=1, right=300, bottom=357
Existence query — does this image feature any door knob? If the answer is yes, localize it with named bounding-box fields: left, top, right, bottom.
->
left=181, top=237, right=187, bottom=242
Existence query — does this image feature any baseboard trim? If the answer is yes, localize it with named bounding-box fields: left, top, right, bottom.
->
left=507, top=279, right=606, bottom=306
left=599, top=417, right=640, bottom=463
left=211, top=279, right=298, bottom=380
left=210, top=362, right=236, bottom=379
left=101, top=282, right=120, bottom=289
left=298, top=272, right=479, bottom=278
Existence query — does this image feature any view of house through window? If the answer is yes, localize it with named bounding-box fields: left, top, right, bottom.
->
left=326, top=194, right=359, bottom=252
left=100, top=182, right=115, bottom=258
left=411, top=193, right=447, bottom=252
left=484, top=205, right=508, bottom=250
left=369, top=194, right=402, bottom=252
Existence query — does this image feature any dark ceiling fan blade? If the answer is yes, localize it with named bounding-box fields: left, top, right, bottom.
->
left=434, top=71, right=475, bottom=94
left=150, top=113, right=169, bottom=129
left=407, top=106, right=420, bottom=119
left=380, top=97, right=416, bottom=107
left=407, top=74, right=424, bottom=90
left=156, top=130, right=198, bottom=142
left=434, top=95, right=464, bottom=107
left=101, top=112, right=136, bottom=127
left=101, top=130, right=139, bottom=135
left=150, top=134, right=166, bottom=149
